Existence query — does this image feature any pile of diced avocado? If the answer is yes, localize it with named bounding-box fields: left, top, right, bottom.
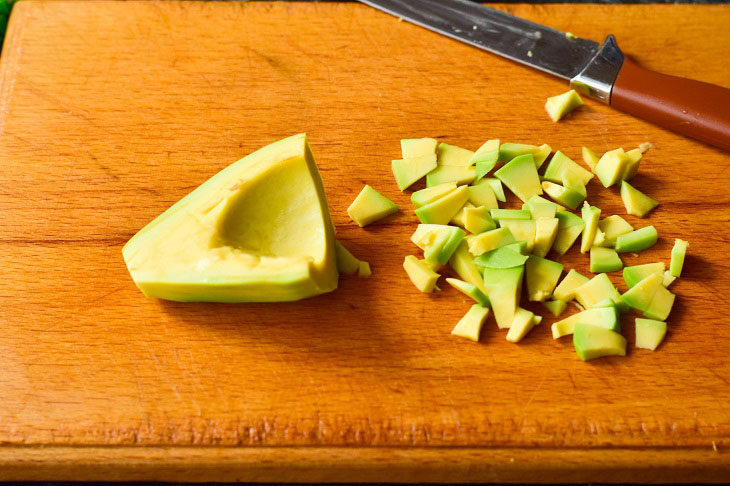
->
left=352, top=135, right=688, bottom=362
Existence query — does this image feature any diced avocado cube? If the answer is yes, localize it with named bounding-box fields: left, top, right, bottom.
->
left=551, top=304, right=620, bottom=339
left=403, top=255, right=440, bottom=292
left=392, top=154, right=438, bottom=191
left=553, top=269, right=590, bottom=301
left=533, top=315, right=543, bottom=325
left=411, top=224, right=466, bottom=265
left=494, top=154, right=543, bottom=203
left=622, top=148, right=642, bottom=181
left=623, top=262, right=664, bottom=288
left=542, top=181, right=585, bottom=210
left=473, top=246, right=529, bottom=269
left=464, top=206, right=497, bottom=234
left=415, top=185, right=469, bottom=224
left=545, top=89, right=584, bottom=122
left=524, top=194, right=566, bottom=214
left=597, top=215, right=634, bottom=248
left=533, top=216, right=559, bottom=258
left=473, top=150, right=499, bottom=181
left=543, top=151, right=594, bottom=185
left=621, top=272, right=675, bottom=321
left=483, top=178, right=506, bottom=202
left=451, top=304, right=490, bottom=342
left=449, top=241, right=489, bottom=295
left=670, top=238, right=688, bottom=277
left=620, top=181, right=658, bottom=218
left=499, top=219, right=536, bottom=253
left=411, top=182, right=457, bottom=208
left=594, top=148, right=629, bottom=188
left=490, top=208, right=532, bottom=221
left=590, top=247, right=623, bottom=273
left=401, top=138, right=438, bottom=159
left=466, top=227, right=516, bottom=257
left=663, top=270, right=676, bottom=288
left=580, top=202, right=601, bottom=254
left=335, top=240, right=360, bottom=275
left=543, top=299, right=568, bottom=317
left=446, top=278, right=491, bottom=307
left=506, top=307, right=537, bottom=343
left=552, top=210, right=585, bottom=255
left=471, top=139, right=500, bottom=161
left=450, top=201, right=476, bottom=229
left=532, top=144, right=552, bottom=170
left=498, top=143, right=538, bottom=162
left=615, top=225, right=658, bottom=253
left=573, top=323, right=627, bottom=361
left=347, top=185, right=399, bottom=227
left=437, top=142, right=474, bottom=166
left=483, top=266, right=524, bottom=329
left=574, top=273, right=625, bottom=312
left=591, top=228, right=606, bottom=248
left=635, top=318, right=667, bottom=350
left=426, top=165, right=476, bottom=187
left=529, top=202, right=557, bottom=220
left=561, top=170, right=587, bottom=197
left=468, top=181, right=498, bottom=208
left=525, top=255, right=563, bottom=302
left=582, top=146, right=600, bottom=171
left=503, top=241, right=528, bottom=255
left=357, top=261, right=372, bottom=278
left=645, top=284, right=675, bottom=321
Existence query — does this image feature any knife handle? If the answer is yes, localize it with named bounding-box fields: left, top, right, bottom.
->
left=611, top=56, right=730, bottom=152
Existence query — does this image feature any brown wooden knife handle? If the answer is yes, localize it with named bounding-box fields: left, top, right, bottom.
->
left=611, top=56, right=730, bottom=152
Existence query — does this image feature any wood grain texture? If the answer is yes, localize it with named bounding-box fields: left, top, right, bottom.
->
left=0, top=1, right=729, bottom=481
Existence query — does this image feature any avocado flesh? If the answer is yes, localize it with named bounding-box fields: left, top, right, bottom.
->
left=415, top=185, right=469, bottom=224
left=574, top=273, right=626, bottom=312
left=123, top=133, right=338, bottom=303
left=552, top=305, right=620, bottom=339
left=348, top=185, right=399, bottom=227
left=401, top=138, right=438, bottom=158
left=580, top=202, right=601, bottom=254
left=594, top=148, right=628, bottom=188
left=598, top=215, right=634, bottom=248
left=542, top=181, right=585, bottom=210
left=590, top=247, right=623, bottom=273
left=449, top=241, right=489, bottom=295
left=411, top=182, right=457, bottom=208
left=483, top=266, right=524, bottom=329
left=484, top=178, right=506, bottom=202
left=403, top=255, right=440, bottom=293
left=670, top=238, right=688, bottom=277
left=623, top=262, right=665, bottom=288
left=552, top=211, right=585, bottom=255
left=335, top=240, right=360, bottom=275
left=392, top=154, right=437, bottom=191
left=506, top=307, right=537, bottom=342
left=451, top=304, right=490, bottom=341
left=525, top=255, right=564, bottom=302
left=468, top=182, right=499, bottom=208
left=532, top=217, right=559, bottom=258
left=494, top=154, right=543, bottom=202
left=499, top=219, right=536, bottom=253
left=446, top=278, right=491, bottom=307
left=543, top=299, right=568, bottom=317
left=573, top=323, right=627, bottom=361
left=437, top=142, right=475, bottom=166
left=464, top=206, right=497, bottom=234
left=581, top=146, right=599, bottom=171
left=553, top=269, right=589, bottom=301
left=473, top=246, right=529, bottom=269
left=466, top=227, right=516, bottom=257
left=543, top=151, right=594, bottom=185
left=620, top=180, right=658, bottom=218
left=545, top=89, right=584, bottom=122
left=635, top=318, right=667, bottom=350
left=426, top=165, right=476, bottom=186
left=615, top=226, right=658, bottom=253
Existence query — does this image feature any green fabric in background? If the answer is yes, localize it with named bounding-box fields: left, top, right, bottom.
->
left=0, top=0, right=16, bottom=43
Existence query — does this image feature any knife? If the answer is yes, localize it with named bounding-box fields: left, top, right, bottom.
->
left=357, top=0, right=730, bottom=152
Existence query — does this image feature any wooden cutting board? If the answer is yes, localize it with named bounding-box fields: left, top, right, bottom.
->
left=1, top=1, right=730, bottom=481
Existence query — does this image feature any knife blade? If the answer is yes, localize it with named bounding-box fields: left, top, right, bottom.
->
left=357, top=0, right=730, bottom=152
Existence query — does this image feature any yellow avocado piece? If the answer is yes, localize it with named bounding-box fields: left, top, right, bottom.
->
left=335, top=240, right=360, bottom=275
left=451, top=304, right=490, bottom=342
left=506, top=307, right=537, bottom=343
left=122, top=134, right=338, bottom=303
left=553, top=269, right=590, bottom=301
left=545, top=89, right=584, bottom=122
left=449, top=241, right=489, bottom=295
left=357, top=261, right=372, bottom=278
left=401, top=138, right=438, bottom=159
left=415, top=185, right=470, bottom=224
left=348, top=185, right=399, bottom=227
left=437, top=143, right=475, bottom=166
left=403, top=255, right=440, bottom=292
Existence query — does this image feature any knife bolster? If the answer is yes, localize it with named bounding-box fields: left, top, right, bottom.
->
left=570, top=35, right=625, bottom=104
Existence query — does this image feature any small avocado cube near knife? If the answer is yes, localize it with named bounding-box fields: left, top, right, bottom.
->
left=543, top=299, right=568, bottom=317
left=483, top=178, right=506, bottom=202
left=553, top=269, right=590, bottom=301
left=449, top=241, right=489, bottom=295
left=594, top=148, right=629, bottom=187
left=451, top=304, right=490, bottom=342
left=590, top=247, right=623, bottom=273
left=525, top=255, right=563, bottom=302
left=463, top=206, right=496, bottom=234
left=494, top=153, right=543, bottom=202
left=450, top=201, right=475, bottom=229
left=532, top=216, right=559, bottom=258
left=597, top=215, right=634, bottom=248
left=506, top=307, right=537, bottom=343
left=635, top=318, right=667, bottom=350
left=414, top=185, right=469, bottom=224
left=426, top=164, right=476, bottom=187
left=621, top=272, right=675, bottom=321
left=614, top=225, right=658, bottom=253
left=465, top=226, right=516, bottom=257
left=552, top=303, right=620, bottom=339
left=334, top=240, right=361, bottom=276
left=621, top=148, right=643, bottom=181
left=541, top=181, right=585, bottom=210
left=623, top=262, right=665, bottom=288
left=545, top=89, right=584, bottom=122
left=573, top=323, right=627, bottom=362
left=446, top=278, right=491, bottom=307
left=401, top=138, right=438, bottom=159
left=473, top=246, right=529, bottom=270
left=499, top=219, right=536, bottom=253
left=347, top=185, right=399, bottom=227
left=490, top=208, right=532, bottom=221
left=403, top=255, right=440, bottom=293
left=357, top=261, right=372, bottom=278
left=582, top=146, right=600, bottom=171
left=574, top=273, right=626, bottom=312
left=467, top=180, right=499, bottom=208
left=483, top=266, right=524, bottom=329
left=392, top=153, right=438, bottom=191
left=580, top=202, right=601, bottom=254
left=620, top=180, right=658, bottom=217
left=552, top=210, right=585, bottom=256
left=542, top=151, right=594, bottom=185
left=670, top=238, right=689, bottom=277
left=411, top=224, right=465, bottom=265
left=411, top=182, right=458, bottom=208
left=437, top=142, right=475, bottom=166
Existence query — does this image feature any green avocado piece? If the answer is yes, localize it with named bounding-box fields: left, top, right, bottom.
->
left=635, top=318, right=667, bottom=350
left=663, top=270, right=676, bottom=288
left=446, top=278, right=491, bottom=307
left=506, top=307, right=537, bottom=343
left=491, top=208, right=532, bottom=221
left=623, top=262, right=665, bottom=288
left=620, top=272, right=675, bottom=321
left=529, top=202, right=557, bottom=220
left=348, top=185, right=399, bottom=227
left=473, top=246, right=530, bottom=269
left=450, top=201, right=476, bottom=229
left=494, top=154, right=543, bottom=203
left=541, top=181, right=585, bottom=210
left=449, top=241, right=489, bottom=295
left=465, top=226, right=517, bottom=257
left=468, top=181, right=499, bottom=208
left=464, top=206, right=497, bottom=234
left=590, top=247, right=623, bottom=273
left=471, top=139, right=500, bottom=161
left=620, top=181, right=658, bottom=218
left=437, top=143, right=475, bottom=166
left=503, top=241, right=528, bottom=255
left=357, top=261, right=371, bottom=278
left=542, top=151, right=594, bottom=185
left=410, top=224, right=466, bottom=265
left=499, top=219, right=537, bottom=253
left=552, top=304, right=620, bottom=339
left=451, top=304, right=490, bottom=342
left=622, top=148, right=642, bottom=181
left=553, top=269, right=590, bottom=301
left=574, top=273, right=626, bottom=312
left=543, top=299, right=568, bottom=317
left=581, top=146, right=600, bottom=171
left=532, top=144, right=553, bottom=170
left=525, top=255, right=563, bottom=302
left=580, top=202, right=601, bottom=254
left=573, top=323, right=627, bottom=361
left=415, top=185, right=469, bottom=224
left=483, top=266, right=524, bottom=329
left=473, top=150, right=499, bottom=181
left=615, top=225, right=658, bottom=253
left=644, top=284, right=675, bottom=321
left=552, top=210, right=585, bottom=255
left=483, top=178, right=506, bottom=202
left=533, top=216, right=560, bottom=258
left=591, top=228, right=606, bottom=248
left=498, top=142, right=538, bottom=162
left=670, top=238, right=689, bottom=277
left=597, top=215, right=634, bottom=248
left=561, top=170, right=587, bottom=197
left=411, top=182, right=457, bottom=208
left=401, top=138, right=438, bottom=159
left=392, top=154, right=438, bottom=191
left=594, top=148, right=628, bottom=188
left=426, top=165, right=476, bottom=187
left=335, top=240, right=360, bottom=275
left=524, top=194, right=566, bottom=214
left=403, top=255, right=440, bottom=292
left=545, top=89, right=584, bottom=122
